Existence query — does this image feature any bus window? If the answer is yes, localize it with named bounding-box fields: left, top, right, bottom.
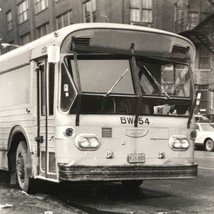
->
left=69, top=57, right=135, bottom=95
left=49, top=63, right=55, bottom=115
left=40, top=64, right=46, bottom=116
left=40, top=63, right=55, bottom=116
left=161, top=64, right=190, bottom=97
left=60, top=63, right=76, bottom=111
left=136, top=58, right=191, bottom=116
left=137, top=62, right=161, bottom=95
left=136, top=59, right=190, bottom=98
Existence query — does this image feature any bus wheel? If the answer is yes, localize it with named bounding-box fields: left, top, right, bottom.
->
left=16, top=141, right=32, bottom=192
left=121, top=180, right=143, bottom=189
left=205, top=139, right=214, bottom=152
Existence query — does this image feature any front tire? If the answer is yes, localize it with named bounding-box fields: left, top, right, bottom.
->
left=16, top=141, right=33, bottom=192
left=205, top=139, right=214, bottom=152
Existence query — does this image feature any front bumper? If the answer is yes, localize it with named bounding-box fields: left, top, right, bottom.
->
left=58, top=163, right=198, bottom=181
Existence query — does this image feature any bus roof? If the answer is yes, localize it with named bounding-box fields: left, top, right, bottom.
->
left=0, top=23, right=195, bottom=73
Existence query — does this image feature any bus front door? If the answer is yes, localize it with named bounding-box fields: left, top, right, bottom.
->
left=35, top=59, right=56, bottom=179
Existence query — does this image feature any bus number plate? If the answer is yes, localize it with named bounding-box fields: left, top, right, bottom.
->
left=128, top=153, right=145, bottom=163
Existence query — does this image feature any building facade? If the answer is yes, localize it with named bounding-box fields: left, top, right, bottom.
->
left=0, top=0, right=214, bottom=118
left=0, top=0, right=177, bottom=48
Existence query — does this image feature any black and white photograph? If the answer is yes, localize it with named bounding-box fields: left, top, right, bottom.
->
left=0, top=0, right=213, bottom=213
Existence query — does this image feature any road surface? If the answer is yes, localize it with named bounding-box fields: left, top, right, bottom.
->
left=0, top=149, right=213, bottom=213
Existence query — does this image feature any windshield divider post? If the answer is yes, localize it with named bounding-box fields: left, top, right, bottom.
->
left=75, top=94, right=82, bottom=126
left=187, top=61, right=195, bottom=128
left=71, top=36, right=82, bottom=126
left=71, top=37, right=82, bottom=92
left=130, top=43, right=142, bottom=127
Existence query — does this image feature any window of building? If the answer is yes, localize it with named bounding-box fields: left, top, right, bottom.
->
left=174, top=7, right=185, bottom=32
left=188, top=12, right=198, bottom=29
left=17, top=0, right=29, bottom=24
left=20, top=33, right=31, bottom=45
left=56, top=10, right=73, bottom=30
left=175, top=7, right=184, bottom=23
left=201, top=1, right=213, bottom=21
left=130, top=0, right=153, bottom=23
left=198, top=45, right=210, bottom=69
left=6, top=10, right=12, bottom=31
left=35, top=0, right=48, bottom=14
left=83, top=0, right=96, bottom=23
left=211, top=21, right=214, bottom=38
left=36, top=23, right=49, bottom=38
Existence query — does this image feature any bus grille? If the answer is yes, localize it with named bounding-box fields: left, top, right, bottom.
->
left=102, top=127, right=112, bottom=138
left=74, top=37, right=91, bottom=46
left=171, top=45, right=189, bottom=54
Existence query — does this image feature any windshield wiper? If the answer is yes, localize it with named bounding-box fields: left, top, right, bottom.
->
left=143, top=65, right=170, bottom=99
left=106, top=68, right=129, bottom=96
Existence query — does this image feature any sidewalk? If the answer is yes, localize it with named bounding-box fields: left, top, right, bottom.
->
left=0, top=171, right=86, bottom=214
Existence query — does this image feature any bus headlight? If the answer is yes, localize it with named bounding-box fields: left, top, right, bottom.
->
left=180, top=138, right=189, bottom=149
left=79, top=137, right=90, bottom=147
left=169, top=136, right=190, bottom=150
left=89, top=137, right=100, bottom=147
left=75, top=134, right=100, bottom=150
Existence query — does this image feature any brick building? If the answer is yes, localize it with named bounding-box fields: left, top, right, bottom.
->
left=0, top=0, right=177, bottom=48
left=0, top=0, right=214, bottom=117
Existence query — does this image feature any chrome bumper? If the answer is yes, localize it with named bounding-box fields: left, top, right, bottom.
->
left=58, top=163, right=198, bottom=181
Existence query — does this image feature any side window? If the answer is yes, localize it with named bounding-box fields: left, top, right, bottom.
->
left=60, top=63, right=76, bottom=111
left=40, top=62, right=55, bottom=116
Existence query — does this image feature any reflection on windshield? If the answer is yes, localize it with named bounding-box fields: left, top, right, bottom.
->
left=136, top=59, right=190, bottom=98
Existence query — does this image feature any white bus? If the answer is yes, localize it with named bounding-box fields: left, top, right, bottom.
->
left=0, top=23, right=197, bottom=192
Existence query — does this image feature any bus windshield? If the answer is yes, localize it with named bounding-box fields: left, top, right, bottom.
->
left=62, top=55, right=192, bottom=116
left=66, top=55, right=190, bottom=98
left=136, top=57, right=190, bottom=98
left=70, top=57, right=135, bottom=95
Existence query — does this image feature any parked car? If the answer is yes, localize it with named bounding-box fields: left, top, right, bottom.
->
left=195, top=123, right=214, bottom=152
left=194, top=114, right=211, bottom=123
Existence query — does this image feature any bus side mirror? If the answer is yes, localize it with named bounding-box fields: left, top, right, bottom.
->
left=47, top=45, right=60, bottom=63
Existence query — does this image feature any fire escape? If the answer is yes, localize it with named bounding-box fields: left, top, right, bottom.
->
left=175, top=0, right=214, bottom=116
left=182, top=15, right=214, bottom=54
left=176, top=1, right=214, bottom=53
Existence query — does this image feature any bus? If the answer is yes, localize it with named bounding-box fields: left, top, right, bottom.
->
left=0, top=23, right=197, bottom=192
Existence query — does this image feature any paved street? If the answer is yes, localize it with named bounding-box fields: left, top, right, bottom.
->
left=55, top=150, right=214, bottom=213
left=0, top=149, right=214, bottom=213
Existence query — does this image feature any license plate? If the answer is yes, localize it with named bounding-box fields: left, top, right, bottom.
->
left=128, top=153, right=145, bottom=163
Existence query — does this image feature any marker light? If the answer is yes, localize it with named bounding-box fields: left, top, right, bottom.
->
left=75, top=134, right=100, bottom=150
left=190, top=130, right=197, bottom=139
left=64, top=128, right=74, bottom=138
left=169, top=136, right=190, bottom=150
